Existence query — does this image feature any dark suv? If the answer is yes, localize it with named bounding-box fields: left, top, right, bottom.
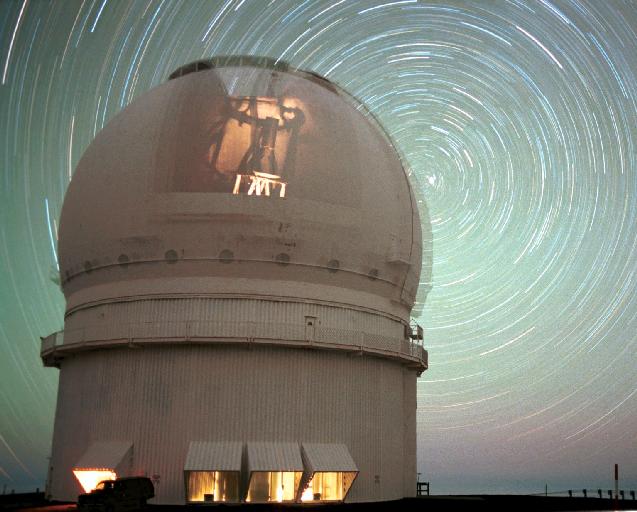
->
left=78, top=477, right=154, bottom=512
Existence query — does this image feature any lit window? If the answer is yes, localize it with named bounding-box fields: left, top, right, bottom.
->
left=185, top=470, right=239, bottom=503
left=183, top=441, right=242, bottom=503
left=299, top=443, right=358, bottom=502
left=246, top=471, right=302, bottom=503
left=300, top=471, right=357, bottom=502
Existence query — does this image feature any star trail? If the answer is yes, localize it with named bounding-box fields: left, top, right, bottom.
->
left=1, top=0, right=636, bottom=494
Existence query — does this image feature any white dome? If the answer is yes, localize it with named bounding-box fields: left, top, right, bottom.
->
left=59, top=58, right=429, bottom=320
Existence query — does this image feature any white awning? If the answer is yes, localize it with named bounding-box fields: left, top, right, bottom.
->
left=74, top=441, right=133, bottom=471
left=301, top=443, right=358, bottom=473
left=246, top=442, right=303, bottom=473
left=184, top=441, right=242, bottom=472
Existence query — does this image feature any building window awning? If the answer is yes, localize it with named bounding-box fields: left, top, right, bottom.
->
left=184, top=441, right=242, bottom=503
left=246, top=442, right=303, bottom=503
left=300, top=443, right=358, bottom=502
left=73, top=441, right=133, bottom=493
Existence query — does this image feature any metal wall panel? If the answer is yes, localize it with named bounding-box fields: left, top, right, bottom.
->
left=403, top=369, right=417, bottom=497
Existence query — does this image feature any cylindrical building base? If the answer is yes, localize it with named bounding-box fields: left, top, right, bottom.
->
left=48, top=345, right=417, bottom=503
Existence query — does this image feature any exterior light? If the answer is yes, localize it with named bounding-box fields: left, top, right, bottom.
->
left=72, top=469, right=117, bottom=493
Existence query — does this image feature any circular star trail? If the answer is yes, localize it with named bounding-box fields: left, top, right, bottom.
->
left=1, top=0, right=636, bottom=494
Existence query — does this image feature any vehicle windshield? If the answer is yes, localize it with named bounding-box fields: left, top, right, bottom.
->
left=95, top=481, right=114, bottom=491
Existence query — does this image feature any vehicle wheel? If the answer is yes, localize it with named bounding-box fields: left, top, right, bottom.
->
left=105, top=505, right=114, bottom=512
left=138, top=499, right=146, bottom=511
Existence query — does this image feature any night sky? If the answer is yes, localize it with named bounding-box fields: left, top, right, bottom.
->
left=1, top=0, right=636, bottom=495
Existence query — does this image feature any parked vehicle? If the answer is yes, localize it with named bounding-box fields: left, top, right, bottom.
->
left=78, top=477, right=154, bottom=512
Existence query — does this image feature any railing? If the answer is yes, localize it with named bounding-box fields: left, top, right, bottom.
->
left=40, top=331, right=64, bottom=351
left=41, top=318, right=427, bottom=369
left=528, top=489, right=636, bottom=500
left=566, top=489, right=635, bottom=500
left=416, top=481, right=430, bottom=496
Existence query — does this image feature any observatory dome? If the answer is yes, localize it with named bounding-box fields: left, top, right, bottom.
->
left=58, top=56, right=430, bottom=320
left=44, top=57, right=431, bottom=505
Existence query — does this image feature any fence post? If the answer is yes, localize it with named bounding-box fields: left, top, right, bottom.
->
left=615, top=464, right=619, bottom=501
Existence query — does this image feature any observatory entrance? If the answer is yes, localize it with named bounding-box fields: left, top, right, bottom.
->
left=299, top=443, right=358, bottom=502
left=181, top=441, right=358, bottom=503
left=184, top=442, right=241, bottom=503
left=72, top=441, right=132, bottom=493
left=245, top=442, right=303, bottom=503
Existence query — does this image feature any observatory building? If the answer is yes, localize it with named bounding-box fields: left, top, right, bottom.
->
left=41, top=56, right=432, bottom=504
